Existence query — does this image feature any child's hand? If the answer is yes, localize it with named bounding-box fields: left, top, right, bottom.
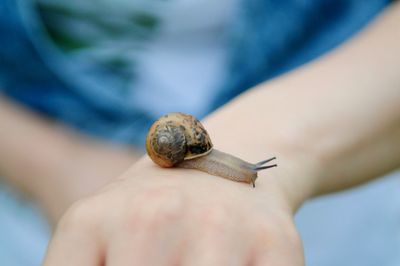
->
left=44, top=158, right=304, bottom=266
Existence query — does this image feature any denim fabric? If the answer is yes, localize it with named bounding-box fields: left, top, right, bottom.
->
left=0, top=0, right=392, bottom=145
left=213, top=0, right=391, bottom=108
left=296, top=172, right=400, bottom=266
left=0, top=0, right=155, bottom=147
left=0, top=1, right=397, bottom=266
left=0, top=183, right=49, bottom=266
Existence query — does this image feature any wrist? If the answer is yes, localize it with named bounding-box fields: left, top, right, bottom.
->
left=201, top=111, right=323, bottom=213
left=264, top=149, right=322, bottom=213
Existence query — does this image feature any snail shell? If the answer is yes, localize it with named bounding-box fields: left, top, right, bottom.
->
left=146, top=113, right=213, bottom=168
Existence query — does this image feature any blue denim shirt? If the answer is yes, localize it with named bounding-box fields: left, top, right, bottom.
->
left=0, top=1, right=395, bottom=265
left=0, top=0, right=391, bottom=147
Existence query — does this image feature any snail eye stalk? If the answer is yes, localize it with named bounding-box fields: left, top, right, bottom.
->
left=255, top=157, right=276, bottom=167
left=254, top=164, right=277, bottom=171
left=254, top=156, right=277, bottom=171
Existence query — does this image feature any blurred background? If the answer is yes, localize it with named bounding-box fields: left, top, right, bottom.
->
left=0, top=0, right=398, bottom=265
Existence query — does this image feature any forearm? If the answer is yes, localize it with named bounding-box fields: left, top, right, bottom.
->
left=0, top=97, right=138, bottom=221
left=202, top=2, right=400, bottom=210
left=0, top=97, right=70, bottom=195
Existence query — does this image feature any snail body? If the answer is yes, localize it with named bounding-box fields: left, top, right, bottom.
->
left=146, top=113, right=277, bottom=187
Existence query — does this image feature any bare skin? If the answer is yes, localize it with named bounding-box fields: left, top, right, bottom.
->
left=0, top=97, right=140, bottom=222
left=0, top=2, right=399, bottom=265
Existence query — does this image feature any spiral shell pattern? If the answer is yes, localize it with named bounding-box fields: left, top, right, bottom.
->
left=146, top=113, right=213, bottom=167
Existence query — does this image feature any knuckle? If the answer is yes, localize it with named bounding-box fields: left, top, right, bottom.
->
left=283, top=222, right=303, bottom=249
left=58, top=197, right=99, bottom=232
left=257, top=215, right=303, bottom=249
left=269, top=214, right=302, bottom=246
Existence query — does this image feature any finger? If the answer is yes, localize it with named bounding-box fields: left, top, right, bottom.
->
left=106, top=192, right=186, bottom=265
left=182, top=208, right=252, bottom=266
left=43, top=219, right=102, bottom=266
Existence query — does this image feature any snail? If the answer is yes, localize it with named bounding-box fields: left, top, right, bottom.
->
left=146, top=112, right=277, bottom=187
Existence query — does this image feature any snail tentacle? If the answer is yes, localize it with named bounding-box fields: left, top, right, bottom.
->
left=254, top=164, right=278, bottom=171
left=255, top=157, right=276, bottom=167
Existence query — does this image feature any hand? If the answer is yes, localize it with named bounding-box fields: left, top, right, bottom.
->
left=43, top=157, right=304, bottom=266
